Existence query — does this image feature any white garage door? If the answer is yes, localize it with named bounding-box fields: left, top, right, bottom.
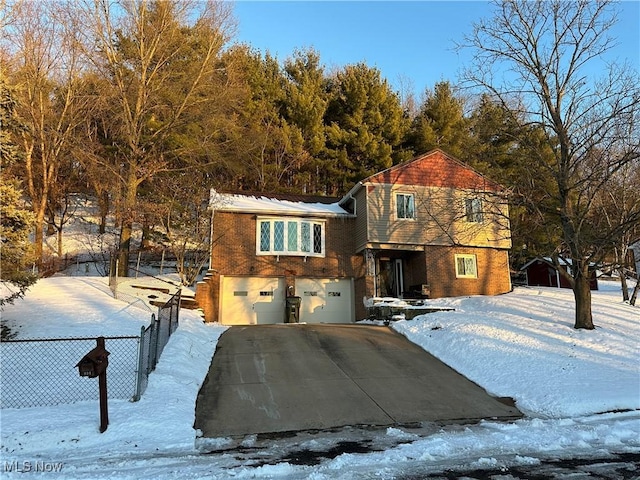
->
left=220, top=276, right=285, bottom=325
left=294, top=278, right=354, bottom=324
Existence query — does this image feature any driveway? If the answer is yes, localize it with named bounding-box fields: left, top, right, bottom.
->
left=194, top=324, right=521, bottom=437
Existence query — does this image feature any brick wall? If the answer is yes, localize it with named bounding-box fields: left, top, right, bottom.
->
left=424, top=245, right=511, bottom=298
left=211, top=212, right=360, bottom=277
left=194, top=210, right=512, bottom=322
left=196, top=211, right=366, bottom=322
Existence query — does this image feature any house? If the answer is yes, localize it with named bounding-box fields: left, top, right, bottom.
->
left=196, top=149, right=513, bottom=324
left=520, top=257, right=598, bottom=290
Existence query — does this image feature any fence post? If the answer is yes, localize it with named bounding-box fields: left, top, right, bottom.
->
left=136, top=251, right=141, bottom=279
left=133, top=325, right=146, bottom=402
left=148, top=313, right=160, bottom=371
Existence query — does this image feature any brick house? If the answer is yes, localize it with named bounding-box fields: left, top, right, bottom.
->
left=196, top=149, right=512, bottom=324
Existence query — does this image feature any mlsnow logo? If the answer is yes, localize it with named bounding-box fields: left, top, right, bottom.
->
left=3, top=460, right=64, bottom=473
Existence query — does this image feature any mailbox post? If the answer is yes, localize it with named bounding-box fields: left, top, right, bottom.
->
left=76, top=337, right=110, bottom=433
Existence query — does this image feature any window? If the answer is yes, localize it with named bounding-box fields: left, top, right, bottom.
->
left=455, top=254, right=478, bottom=278
left=465, top=198, right=483, bottom=223
left=396, top=193, right=415, bottom=219
left=257, top=217, right=325, bottom=257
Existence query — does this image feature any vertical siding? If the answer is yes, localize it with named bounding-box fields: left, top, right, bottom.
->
left=354, top=187, right=368, bottom=251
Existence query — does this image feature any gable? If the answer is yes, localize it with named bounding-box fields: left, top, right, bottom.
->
left=364, top=149, right=501, bottom=191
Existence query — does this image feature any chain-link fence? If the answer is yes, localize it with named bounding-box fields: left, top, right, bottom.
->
left=134, top=290, right=181, bottom=401
left=0, top=336, right=139, bottom=409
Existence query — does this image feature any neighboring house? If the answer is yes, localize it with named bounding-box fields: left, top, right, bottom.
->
left=196, top=149, right=513, bottom=324
left=520, top=257, right=598, bottom=290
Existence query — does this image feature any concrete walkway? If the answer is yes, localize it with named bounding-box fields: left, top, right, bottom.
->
left=194, top=324, right=521, bottom=437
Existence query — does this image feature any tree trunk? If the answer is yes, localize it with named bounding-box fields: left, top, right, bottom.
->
left=141, top=222, right=152, bottom=250
left=630, top=281, right=639, bottom=306
left=98, top=191, right=109, bottom=235
left=619, top=270, right=629, bottom=302
left=57, top=228, right=63, bottom=258
left=573, top=271, right=595, bottom=329
left=117, top=169, right=139, bottom=277
left=33, top=219, right=44, bottom=271
left=118, top=222, right=132, bottom=277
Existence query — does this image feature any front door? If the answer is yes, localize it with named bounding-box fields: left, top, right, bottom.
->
left=378, top=258, right=404, bottom=298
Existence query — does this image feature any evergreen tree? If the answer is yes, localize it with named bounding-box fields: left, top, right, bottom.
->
left=406, top=81, right=468, bottom=159
left=283, top=49, right=329, bottom=193
left=0, top=78, right=37, bottom=305
left=324, top=63, right=407, bottom=193
left=218, top=46, right=309, bottom=193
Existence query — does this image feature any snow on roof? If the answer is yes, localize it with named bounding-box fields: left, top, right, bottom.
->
left=210, top=189, right=353, bottom=217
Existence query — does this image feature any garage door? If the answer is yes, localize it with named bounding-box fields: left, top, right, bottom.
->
left=220, top=277, right=285, bottom=325
left=294, top=278, right=354, bottom=324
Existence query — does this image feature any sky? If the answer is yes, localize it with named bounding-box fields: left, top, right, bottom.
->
left=231, top=1, right=640, bottom=98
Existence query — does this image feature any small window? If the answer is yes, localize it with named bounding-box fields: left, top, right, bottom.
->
left=455, top=254, right=478, bottom=278
left=313, top=223, right=322, bottom=254
left=301, top=222, right=311, bottom=253
left=287, top=221, right=298, bottom=251
left=396, top=193, right=415, bottom=219
left=259, top=222, right=270, bottom=251
left=465, top=198, right=483, bottom=223
left=274, top=221, right=285, bottom=251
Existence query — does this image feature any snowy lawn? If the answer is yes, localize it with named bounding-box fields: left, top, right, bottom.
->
left=0, top=277, right=638, bottom=478
left=391, top=282, right=640, bottom=418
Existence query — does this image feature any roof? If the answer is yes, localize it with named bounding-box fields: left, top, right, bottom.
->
left=520, top=257, right=597, bottom=271
left=210, top=189, right=352, bottom=217
left=342, top=150, right=502, bottom=203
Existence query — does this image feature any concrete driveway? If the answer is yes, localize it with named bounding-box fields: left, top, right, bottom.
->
left=194, top=324, right=521, bottom=437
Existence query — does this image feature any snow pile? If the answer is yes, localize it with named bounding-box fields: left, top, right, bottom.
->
left=1, top=277, right=638, bottom=478
left=391, top=283, right=640, bottom=418
left=364, top=297, right=410, bottom=308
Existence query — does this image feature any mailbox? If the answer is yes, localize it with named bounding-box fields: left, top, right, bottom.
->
left=76, top=344, right=110, bottom=378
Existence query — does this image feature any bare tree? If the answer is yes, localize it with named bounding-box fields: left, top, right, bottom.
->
left=596, top=163, right=640, bottom=302
left=463, top=0, right=640, bottom=328
left=2, top=1, right=91, bottom=269
left=77, top=0, right=235, bottom=275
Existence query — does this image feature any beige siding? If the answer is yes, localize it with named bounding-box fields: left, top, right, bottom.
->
left=365, top=183, right=511, bottom=249
left=354, top=187, right=368, bottom=251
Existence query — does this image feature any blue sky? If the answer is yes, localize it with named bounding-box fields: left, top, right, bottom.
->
left=231, top=1, right=640, bottom=98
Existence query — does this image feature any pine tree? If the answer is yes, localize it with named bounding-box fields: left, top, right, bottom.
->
left=0, top=78, right=37, bottom=305
left=406, top=81, right=469, bottom=159
left=324, top=63, right=407, bottom=193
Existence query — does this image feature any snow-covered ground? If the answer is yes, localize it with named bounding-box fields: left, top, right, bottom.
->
left=1, top=276, right=639, bottom=478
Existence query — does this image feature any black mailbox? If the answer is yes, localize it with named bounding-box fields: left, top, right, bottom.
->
left=77, top=344, right=110, bottom=378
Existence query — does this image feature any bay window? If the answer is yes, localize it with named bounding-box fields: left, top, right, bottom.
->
left=257, top=217, right=325, bottom=257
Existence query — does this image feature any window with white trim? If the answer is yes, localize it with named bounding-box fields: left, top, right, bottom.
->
left=396, top=193, right=415, bottom=219
left=465, top=197, right=483, bottom=223
left=455, top=254, right=478, bottom=278
left=257, top=217, right=325, bottom=257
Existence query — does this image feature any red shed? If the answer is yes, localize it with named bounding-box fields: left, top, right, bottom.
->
left=521, top=258, right=598, bottom=290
